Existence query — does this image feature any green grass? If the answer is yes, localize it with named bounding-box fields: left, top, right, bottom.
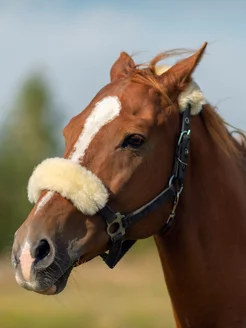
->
left=0, top=242, right=175, bottom=328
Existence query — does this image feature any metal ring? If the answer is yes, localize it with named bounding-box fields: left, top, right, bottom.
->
left=177, top=158, right=188, bottom=166
left=106, top=212, right=126, bottom=240
left=168, top=175, right=183, bottom=193
left=178, top=130, right=189, bottom=145
left=168, top=175, right=175, bottom=187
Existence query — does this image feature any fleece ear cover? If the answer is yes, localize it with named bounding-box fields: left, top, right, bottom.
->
left=28, top=157, right=109, bottom=215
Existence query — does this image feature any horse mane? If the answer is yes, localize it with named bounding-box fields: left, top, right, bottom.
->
left=200, top=104, right=241, bottom=158
left=125, top=50, right=244, bottom=160
left=230, top=130, right=246, bottom=158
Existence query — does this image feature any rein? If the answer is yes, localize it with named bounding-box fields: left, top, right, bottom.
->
left=99, top=104, right=191, bottom=268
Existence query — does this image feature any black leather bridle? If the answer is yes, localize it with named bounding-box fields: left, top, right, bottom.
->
left=99, top=104, right=191, bottom=268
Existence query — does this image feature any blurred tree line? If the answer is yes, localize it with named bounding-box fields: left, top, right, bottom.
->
left=0, top=74, right=63, bottom=252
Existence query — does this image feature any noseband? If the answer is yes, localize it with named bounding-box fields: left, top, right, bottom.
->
left=99, top=104, right=191, bottom=268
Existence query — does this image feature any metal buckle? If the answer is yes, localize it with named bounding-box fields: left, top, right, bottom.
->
left=178, top=129, right=190, bottom=146
left=106, top=212, right=126, bottom=241
left=166, top=185, right=183, bottom=226
left=169, top=175, right=183, bottom=193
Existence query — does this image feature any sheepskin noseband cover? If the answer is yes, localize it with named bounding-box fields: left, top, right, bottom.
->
left=28, top=157, right=109, bottom=215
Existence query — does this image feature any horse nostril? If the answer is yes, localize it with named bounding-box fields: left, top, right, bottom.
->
left=11, top=254, right=19, bottom=269
left=35, top=239, right=51, bottom=262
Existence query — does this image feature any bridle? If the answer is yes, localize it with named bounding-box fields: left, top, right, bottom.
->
left=28, top=102, right=191, bottom=270
left=99, top=105, right=191, bottom=268
left=27, top=103, right=191, bottom=269
left=99, top=104, right=191, bottom=268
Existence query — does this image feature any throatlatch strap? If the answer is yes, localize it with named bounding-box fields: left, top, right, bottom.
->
left=122, top=185, right=175, bottom=229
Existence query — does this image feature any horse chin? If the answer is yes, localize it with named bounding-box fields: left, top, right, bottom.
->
left=37, top=266, right=74, bottom=295
left=36, top=256, right=90, bottom=296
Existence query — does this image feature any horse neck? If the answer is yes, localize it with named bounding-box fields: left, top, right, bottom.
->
left=154, top=112, right=246, bottom=327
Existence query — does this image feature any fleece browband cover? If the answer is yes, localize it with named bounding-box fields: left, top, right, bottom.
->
left=28, top=158, right=109, bottom=215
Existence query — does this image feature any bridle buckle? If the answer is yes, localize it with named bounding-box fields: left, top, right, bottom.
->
left=106, top=212, right=126, bottom=241
left=166, top=184, right=183, bottom=226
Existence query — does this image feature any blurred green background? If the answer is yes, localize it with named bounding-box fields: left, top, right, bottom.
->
left=0, top=71, right=175, bottom=328
left=0, top=247, right=175, bottom=328
left=0, top=74, right=62, bottom=252
left=0, top=28, right=175, bottom=328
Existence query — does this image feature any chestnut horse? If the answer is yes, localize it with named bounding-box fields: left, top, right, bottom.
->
left=12, top=42, right=246, bottom=327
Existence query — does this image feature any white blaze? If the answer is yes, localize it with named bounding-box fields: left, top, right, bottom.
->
left=19, top=241, right=34, bottom=282
left=34, top=191, right=54, bottom=215
left=34, top=96, right=121, bottom=213
left=70, top=96, right=121, bottom=163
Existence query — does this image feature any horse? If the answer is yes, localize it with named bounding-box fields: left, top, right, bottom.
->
left=11, top=42, right=246, bottom=327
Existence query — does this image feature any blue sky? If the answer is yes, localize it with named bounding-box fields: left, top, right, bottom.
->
left=1, top=0, right=246, bottom=129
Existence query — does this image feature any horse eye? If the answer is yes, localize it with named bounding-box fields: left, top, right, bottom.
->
left=121, top=134, right=145, bottom=149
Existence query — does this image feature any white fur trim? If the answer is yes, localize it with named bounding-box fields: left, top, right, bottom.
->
left=178, top=81, right=206, bottom=115
left=28, top=158, right=109, bottom=216
left=70, top=96, right=121, bottom=163
left=154, top=65, right=170, bottom=75
left=155, top=65, right=206, bottom=115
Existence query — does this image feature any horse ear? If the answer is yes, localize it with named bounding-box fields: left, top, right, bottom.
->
left=159, top=42, right=207, bottom=90
left=110, top=52, right=135, bottom=81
